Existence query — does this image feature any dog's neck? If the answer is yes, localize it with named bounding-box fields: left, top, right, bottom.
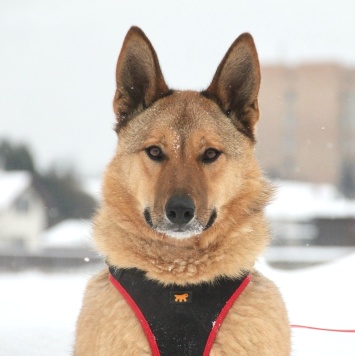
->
left=94, top=209, right=269, bottom=285
left=122, top=234, right=231, bottom=284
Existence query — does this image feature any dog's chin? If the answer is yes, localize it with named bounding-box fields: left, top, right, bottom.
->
left=143, top=209, right=217, bottom=240
left=156, top=226, right=203, bottom=240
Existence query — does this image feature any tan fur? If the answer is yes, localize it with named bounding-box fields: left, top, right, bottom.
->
left=75, top=26, right=291, bottom=355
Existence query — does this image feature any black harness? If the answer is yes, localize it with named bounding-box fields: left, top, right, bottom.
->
left=109, top=266, right=250, bottom=356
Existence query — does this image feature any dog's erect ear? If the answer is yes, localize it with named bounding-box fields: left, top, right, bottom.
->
left=202, top=33, right=261, bottom=140
left=113, top=27, right=170, bottom=131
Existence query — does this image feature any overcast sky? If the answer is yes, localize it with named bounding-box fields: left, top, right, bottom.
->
left=1, top=0, right=354, bottom=176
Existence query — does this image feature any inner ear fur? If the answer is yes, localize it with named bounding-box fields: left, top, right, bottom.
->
left=113, top=26, right=170, bottom=131
left=202, top=33, right=261, bottom=140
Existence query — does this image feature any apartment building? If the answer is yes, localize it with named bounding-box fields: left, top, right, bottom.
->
left=256, top=64, right=355, bottom=197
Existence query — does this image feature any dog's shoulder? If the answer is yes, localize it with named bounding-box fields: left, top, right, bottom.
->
left=75, top=268, right=151, bottom=355
left=212, top=269, right=290, bottom=355
left=241, top=269, right=288, bottom=309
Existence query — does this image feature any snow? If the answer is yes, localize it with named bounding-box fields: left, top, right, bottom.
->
left=266, top=180, right=355, bottom=221
left=258, top=255, right=355, bottom=355
left=83, top=178, right=101, bottom=201
left=1, top=254, right=354, bottom=356
left=0, top=269, right=90, bottom=356
left=0, top=171, right=31, bottom=210
left=41, top=219, right=93, bottom=248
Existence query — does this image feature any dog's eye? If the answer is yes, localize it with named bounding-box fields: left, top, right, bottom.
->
left=146, top=146, right=165, bottom=162
left=201, top=148, right=221, bottom=164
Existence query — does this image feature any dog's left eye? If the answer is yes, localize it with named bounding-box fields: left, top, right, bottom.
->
left=145, top=146, right=165, bottom=162
left=201, top=148, right=221, bottom=164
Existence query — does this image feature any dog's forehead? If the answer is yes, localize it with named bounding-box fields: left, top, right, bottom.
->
left=154, top=91, right=221, bottom=127
left=121, top=91, right=243, bottom=153
left=150, top=92, right=233, bottom=135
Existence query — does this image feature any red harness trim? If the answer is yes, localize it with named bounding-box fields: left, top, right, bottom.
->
left=109, top=273, right=160, bottom=355
left=203, top=274, right=251, bottom=355
left=109, top=272, right=251, bottom=356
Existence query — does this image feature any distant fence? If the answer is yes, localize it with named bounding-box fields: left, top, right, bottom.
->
left=265, top=246, right=355, bottom=269
left=0, top=249, right=103, bottom=271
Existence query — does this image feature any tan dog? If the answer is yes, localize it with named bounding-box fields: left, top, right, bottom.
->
left=75, top=26, right=290, bottom=355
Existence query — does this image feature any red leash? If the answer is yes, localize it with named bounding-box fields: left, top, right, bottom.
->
left=291, top=325, right=355, bottom=333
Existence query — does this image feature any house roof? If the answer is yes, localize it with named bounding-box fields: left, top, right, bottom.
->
left=0, top=171, right=31, bottom=210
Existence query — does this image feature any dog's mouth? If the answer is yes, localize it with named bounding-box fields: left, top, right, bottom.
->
left=144, top=208, right=217, bottom=239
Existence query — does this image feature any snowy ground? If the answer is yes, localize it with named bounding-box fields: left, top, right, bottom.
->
left=1, top=254, right=355, bottom=356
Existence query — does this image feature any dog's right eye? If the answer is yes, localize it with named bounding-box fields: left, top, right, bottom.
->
left=201, top=148, right=221, bottom=164
left=145, top=146, right=165, bottom=162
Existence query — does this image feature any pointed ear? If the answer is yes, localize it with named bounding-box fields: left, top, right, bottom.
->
left=113, top=27, right=170, bottom=131
left=202, top=33, right=261, bottom=140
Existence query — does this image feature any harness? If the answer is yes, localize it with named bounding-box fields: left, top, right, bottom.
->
left=109, top=266, right=251, bottom=356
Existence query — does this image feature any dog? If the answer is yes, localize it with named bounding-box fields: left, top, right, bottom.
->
left=75, top=26, right=290, bottom=355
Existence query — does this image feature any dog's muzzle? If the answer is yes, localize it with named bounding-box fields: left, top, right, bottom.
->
left=144, top=196, right=217, bottom=239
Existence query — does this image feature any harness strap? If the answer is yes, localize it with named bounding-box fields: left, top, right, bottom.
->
left=109, top=266, right=251, bottom=356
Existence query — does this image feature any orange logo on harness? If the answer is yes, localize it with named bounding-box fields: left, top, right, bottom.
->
left=174, top=293, right=189, bottom=302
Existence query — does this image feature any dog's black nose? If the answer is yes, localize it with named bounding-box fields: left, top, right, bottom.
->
left=165, top=196, right=195, bottom=225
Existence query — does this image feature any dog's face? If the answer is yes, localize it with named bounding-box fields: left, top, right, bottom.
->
left=102, top=27, right=264, bottom=243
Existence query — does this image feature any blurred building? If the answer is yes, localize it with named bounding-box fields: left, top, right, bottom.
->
left=0, top=171, right=47, bottom=251
left=257, top=64, right=355, bottom=197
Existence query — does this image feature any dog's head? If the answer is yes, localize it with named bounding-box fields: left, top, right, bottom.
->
left=100, top=27, right=269, bottom=246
